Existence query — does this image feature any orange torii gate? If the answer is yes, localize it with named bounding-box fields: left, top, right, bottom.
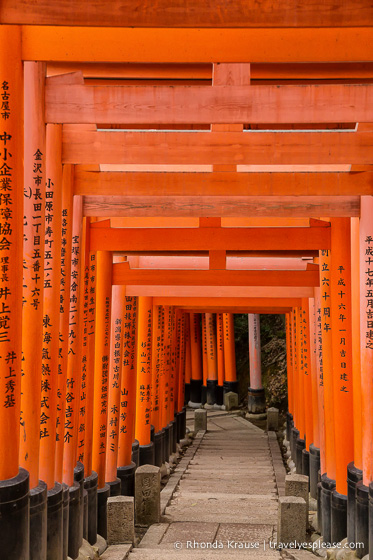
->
left=1, top=5, right=373, bottom=559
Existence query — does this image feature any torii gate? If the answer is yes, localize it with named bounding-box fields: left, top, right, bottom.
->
left=0, top=3, right=373, bottom=559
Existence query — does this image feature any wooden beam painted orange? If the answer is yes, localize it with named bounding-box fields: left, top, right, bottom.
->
left=154, top=297, right=302, bottom=307
left=74, top=169, right=373, bottom=198
left=112, top=266, right=320, bottom=287
left=62, top=129, right=373, bottom=166
left=90, top=226, right=330, bottom=253
left=21, top=27, right=373, bottom=64
left=126, top=286, right=315, bottom=298
left=46, top=83, right=373, bottom=124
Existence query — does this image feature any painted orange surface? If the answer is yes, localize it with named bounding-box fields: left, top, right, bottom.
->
left=223, top=313, right=236, bottom=383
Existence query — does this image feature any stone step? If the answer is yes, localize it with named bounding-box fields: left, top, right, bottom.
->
left=129, top=549, right=281, bottom=559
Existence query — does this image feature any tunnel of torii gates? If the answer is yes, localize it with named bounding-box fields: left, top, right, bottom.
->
left=1, top=3, right=373, bottom=559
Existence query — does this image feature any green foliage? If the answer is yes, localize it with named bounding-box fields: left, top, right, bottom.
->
left=233, top=313, right=288, bottom=411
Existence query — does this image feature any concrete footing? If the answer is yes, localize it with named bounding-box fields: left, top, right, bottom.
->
left=321, top=473, right=336, bottom=545
left=347, top=462, right=363, bottom=546
left=278, top=496, right=307, bottom=545
left=68, top=482, right=81, bottom=560
left=117, top=463, right=136, bottom=497
left=267, top=407, right=279, bottom=431
left=131, top=440, right=140, bottom=468
left=107, top=496, right=135, bottom=545
left=331, top=489, right=347, bottom=545
left=355, top=482, right=369, bottom=558
left=309, top=444, right=321, bottom=499
left=84, top=471, right=98, bottom=546
left=139, top=442, right=155, bottom=466
left=135, top=465, right=161, bottom=526
left=194, top=409, right=207, bottom=432
left=206, top=379, right=217, bottom=405
left=189, top=378, right=202, bottom=406
left=224, top=390, right=238, bottom=411
left=97, top=484, right=110, bottom=541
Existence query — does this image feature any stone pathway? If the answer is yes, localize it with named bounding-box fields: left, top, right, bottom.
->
left=128, top=410, right=286, bottom=559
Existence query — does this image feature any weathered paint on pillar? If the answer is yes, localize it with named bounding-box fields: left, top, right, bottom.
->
left=217, top=313, right=225, bottom=387
left=360, top=197, right=373, bottom=486
left=248, top=314, right=262, bottom=390
left=55, top=164, right=73, bottom=483
left=351, top=217, right=363, bottom=471
left=330, top=218, right=354, bottom=495
left=117, top=296, right=137, bottom=467
left=20, top=61, right=46, bottom=488
left=92, top=250, right=112, bottom=489
left=205, top=313, right=217, bottom=381
left=39, top=124, right=62, bottom=489
left=62, top=196, right=83, bottom=487
left=106, top=261, right=125, bottom=482
left=189, top=313, right=202, bottom=382
left=0, top=26, right=23, bottom=481
left=223, top=313, right=236, bottom=383
left=135, top=296, right=152, bottom=446
left=319, top=248, right=336, bottom=480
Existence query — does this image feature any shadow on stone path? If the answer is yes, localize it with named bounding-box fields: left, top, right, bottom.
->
left=131, top=410, right=285, bottom=559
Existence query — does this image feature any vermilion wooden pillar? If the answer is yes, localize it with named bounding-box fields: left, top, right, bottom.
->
left=0, top=25, right=29, bottom=560
left=62, top=196, right=83, bottom=487
left=20, top=61, right=46, bottom=492
left=295, top=305, right=306, bottom=472
left=205, top=313, right=218, bottom=405
left=151, top=304, right=163, bottom=467
left=301, top=298, right=314, bottom=453
left=160, top=306, right=170, bottom=430
left=201, top=313, right=208, bottom=404
left=248, top=314, right=266, bottom=414
left=216, top=313, right=225, bottom=406
left=39, top=124, right=62, bottom=489
left=314, top=287, right=326, bottom=476
left=117, top=296, right=137, bottom=495
left=106, top=258, right=126, bottom=493
left=330, top=218, right=354, bottom=543
left=55, top=165, right=73, bottom=484
left=189, top=313, right=203, bottom=406
left=291, top=308, right=300, bottom=455
left=285, top=312, right=294, bottom=442
left=184, top=313, right=192, bottom=405
left=135, top=296, right=154, bottom=465
left=223, top=313, right=238, bottom=395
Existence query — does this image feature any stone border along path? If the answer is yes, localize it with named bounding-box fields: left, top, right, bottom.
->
left=101, top=409, right=295, bottom=559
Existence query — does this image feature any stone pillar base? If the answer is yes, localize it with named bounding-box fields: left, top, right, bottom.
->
left=247, top=387, right=266, bottom=414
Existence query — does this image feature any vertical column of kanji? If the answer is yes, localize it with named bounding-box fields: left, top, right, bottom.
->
left=223, top=313, right=238, bottom=397
left=169, top=307, right=178, bottom=452
left=285, top=313, right=294, bottom=443
left=21, top=60, right=48, bottom=560
left=216, top=313, right=224, bottom=408
left=135, top=296, right=154, bottom=466
left=151, top=304, right=163, bottom=468
left=205, top=313, right=217, bottom=406
left=300, top=298, right=314, bottom=474
left=0, top=25, right=29, bottom=560
left=161, top=306, right=173, bottom=459
left=201, top=313, right=208, bottom=405
left=346, top=217, right=363, bottom=549
left=329, top=218, right=354, bottom=543
left=176, top=312, right=186, bottom=441
left=83, top=230, right=98, bottom=547
left=105, top=257, right=125, bottom=497
left=189, top=313, right=202, bottom=406
left=117, top=296, right=137, bottom=495
left=248, top=314, right=265, bottom=415
left=41, top=124, right=64, bottom=560
left=290, top=309, right=300, bottom=462
left=319, top=248, right=337, bottom=544
left=92, top=250, right=112, bottom=540
left=314, top=288, right=326, bottom=490
left=359, top=198, right=373, bottom=555
left=55, top=165, right=73, bottom=560
left=309, top=296, right=321, bottom=502
left=184, top=313, right=191, bottom=406
left=63, top=195, right=84, bottom=560
left=295, top=305, right=306, bottom=473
